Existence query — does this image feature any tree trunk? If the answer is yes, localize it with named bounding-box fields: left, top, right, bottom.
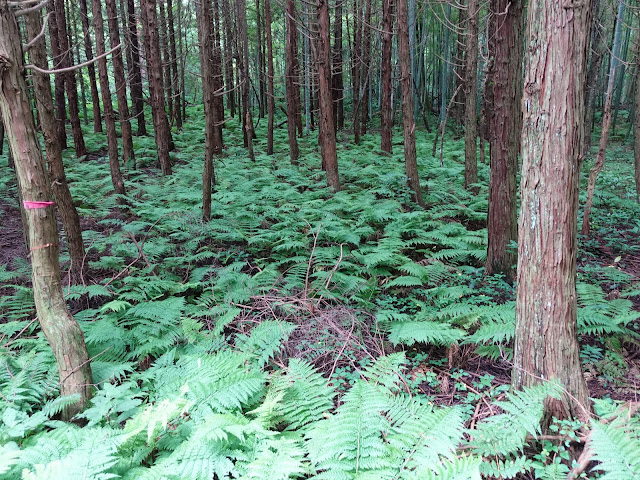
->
left=514, top=0, right=591, bottom=424
left=222, top=0, right=236, bottom=117
left=126, top=0, right=147, bottom=136
left=583, top=0, right=605, bottom=154
left=0, top=0, right=93, bottom=419
left=141, top=0, right=173, bottom=175
left=380, top=0, right=394, bottom=154
left=92, top=0, right=126, bottom=195
left=167, top=0, right=182, bottom=129
left=237, top=0, right=255, bottom=161
left=315, top=0, right=339, bottom=190
left=265, top=0, right=275, bottom=154
left=463, top=0, right=479, bottom=192
left=359, top=0, right=372, bottom=136
left=198, top=0, right=219, bottom=221
left=79, top=0, right=102, bottom=133
left=285, top=0, right=300, bottom=162
left=213, top=0, right=224, bottom=149
left=53, top=0, right=87, bottom=157
left=582, top=1, right=624, bottom=236
left=106, top=0, right=135, bottom=168
left=351, top=0, right=362, bottom=144
left=0, top=118, right=3, bottom=155
left=46, top=1, right=68, bottom=150
left=484, top=0, right=523, bottom=279
left=332, top=0, right=344, bottom=130
left=25, top=10, right=86, bottom=284
left=397, top=0, right=424, bottom=206
left=256, top=0, right=266, bottom=119
left=158, top=0, right=173, bottom=127
left=635, top=26, right=640, bottom=200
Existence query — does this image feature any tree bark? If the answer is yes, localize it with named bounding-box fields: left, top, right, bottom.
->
left=141, top=0, right=172, bottom=175
left=514, top=0, right=591, bottom=424
left=351, top=0, right=362, bottom=144
left=265, top=0, right=275, bottom=154
left=581, top=1, right=624, bottom=236
left=158, top=0, right=173, bottom=126
left=0, top=0, right=93, bottom=419
left=583, top=0, right=605, bottom=154
left=484, top=0, right=524, bottom=279
left=52, top=0, right=87, bottom=157
left=332, top=0, right=344, bottom=130
left=25, top=9, right=86, bottom=284
left=359, top=0, right=372, bottom=136
left=46, top=1, right=67, bottom=150
left=167, top=0, right=182, bottom=129
left=79, top=0, right=102, bottom=133
left=397, top=0, right=424, bottom=206
left=106, top=0, right=135, bottom=168
left=126, top=0, right=147, bottom=136
left=198, top=0, right=218, bottom=221
left=635, top=27, right=640, bottom=200
left=222, top=0, right=236, bottom=117
left=315, top=0, right=339, bottom=190
left=92, top=0, right=126, bottom=196
left=285, top=0, right=300, bottom=162
left=463, top=0, right=479, bottom=193
left=380, top=0, right=394, bottom=154
left=237, top=0, right=255, bottom=161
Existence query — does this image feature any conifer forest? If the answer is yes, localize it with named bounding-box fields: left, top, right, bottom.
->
left=3, top=0, right=640, bottom=477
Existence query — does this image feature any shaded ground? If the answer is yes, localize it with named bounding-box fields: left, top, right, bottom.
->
left=0, top=199, right=26, bottom=270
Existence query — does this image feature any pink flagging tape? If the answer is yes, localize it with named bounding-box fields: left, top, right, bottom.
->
left=23, top=201, right=55, bottom=209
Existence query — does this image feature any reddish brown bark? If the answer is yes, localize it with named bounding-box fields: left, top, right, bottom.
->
left=332, top=0, right=344, bottom=130
left=463, top=0, right=479, bottom=193
left=351, top=0, right=362, bottom=144
left=0, top=0, right=93, bottom=419
left=397, top=0, right=424, bottom=206
left=79, top=0, right=102, bottom=133
left=514, top=0, right=591, bottom=423
left=92, top=0, right=126, bottom=195
left=25, top=10, right=86, bottom=283
left=141, top=0, right=172, bottom=175
left=484, top=0, right=523, bottom=279
left=237, top=0, right=255, bottom=161
left=285, top=0, right=300, bottom=162
left=53, top=0, right=87, bottom=157
left=167, top=0, right=182, bottom=129
left=126, top=0, right=147, bottom=136
left=380, top=0, right=394, bottom=154
left=106, top=0, right=135, bottom=168
left=265, top=0, right=275, bottom=154
left=46, top=1, right=67, bottom=149
left=315, top=0, right=339, bottom=190
left=359, top=0, right=372, bottom=136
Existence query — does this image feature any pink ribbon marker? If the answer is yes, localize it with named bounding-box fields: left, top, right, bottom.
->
left=23, top=201, right=55, bottom=209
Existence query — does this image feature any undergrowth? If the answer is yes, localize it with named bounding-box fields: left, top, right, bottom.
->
left=1, top=106, right=640, bottom=478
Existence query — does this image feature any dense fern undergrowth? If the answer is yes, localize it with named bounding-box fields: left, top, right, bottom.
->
left=1, top=108, right=640, bottom=479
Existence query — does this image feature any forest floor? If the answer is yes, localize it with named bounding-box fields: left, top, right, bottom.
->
left=2, top=111, right=640, bottom=478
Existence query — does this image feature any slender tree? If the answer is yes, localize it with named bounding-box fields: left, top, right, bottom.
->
left=583, top=0, right=605, bottom=153
left=514, top=0, right=591, bottom=423
left=484, top=0, right=524, bottom=279
left=285, top=0, right=300, bottom=162
left=46, top=1, right=67, bottom=149
left=463, top=0, right=479, bottom=192
left=141, top=0, right=173, bottom=175
left=265, top=0, right=275, bottom=154
left=332, top=0, right=344, bottom=130
left=635, top=25, right=640, bottom=199
left=351, top=0, right=362, bottom=144
left=0, top=0, right=93, bottom=418
left=359, top=0, right=372, bottom=136
left=315, top=0, right=340, bottom=190
left=198, top=0, right=219, bottom=221
left=106, top=0, right=135, bottom=168
left=79, top=0, right=102, bottom=133
left=25, top=9, right=86, bottom=284
left=380, top=0, right=394, bottom=154
left=222, top=0, right=236, bottom=117
left=92, top=0, right=126, bottom=195
left=52, top=0, right=87, bottom=157
left=397, top=0, right=424, bottom=206
left=237, top=0, right=255, bottom=161
left=126, top=0, right=147, bottom=136
left=167, top=0, right=182, bottom=129
left=582, top=1, right=625, bottom=235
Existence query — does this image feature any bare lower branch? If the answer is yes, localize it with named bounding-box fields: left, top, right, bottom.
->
left=25, top=43, right=121, bottom=74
